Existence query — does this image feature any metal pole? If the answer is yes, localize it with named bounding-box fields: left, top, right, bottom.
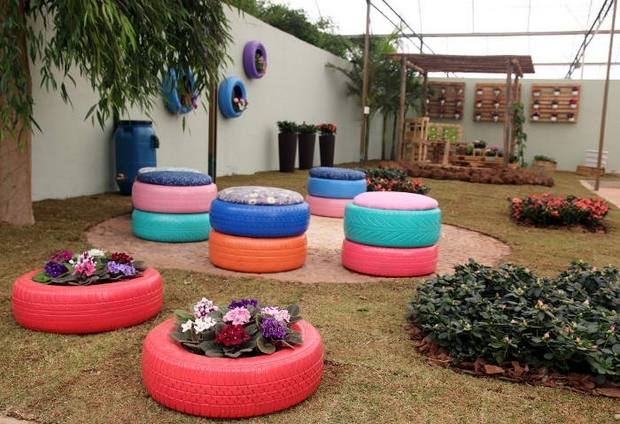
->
left=396, top=55, right=407, bottom=161
left=360, top=0, right=371, bottom=162
left=595, top=0, right=617, bottom=191
left=208, top=80, right=218, bottom=182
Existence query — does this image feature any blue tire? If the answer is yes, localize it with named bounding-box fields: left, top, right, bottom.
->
left=132, top=209, right=211, bottom=242
left=307, top=177, right=367, bottom=199
left=210, top=199, right=310, bottom=238
left=344, top=203, right=441, bottom=248
left=218, top=77, right=247, bottom=119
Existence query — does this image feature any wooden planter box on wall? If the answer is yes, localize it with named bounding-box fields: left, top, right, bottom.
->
left=425, top=82, right=465, bottom=121
left=473, top=83, right=521, bottom=123
left=529, top=84, right=581, bottom=123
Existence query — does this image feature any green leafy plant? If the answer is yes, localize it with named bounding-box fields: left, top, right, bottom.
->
left=512, top=102, right=528, bottom=167
left=172, top=298, right=302, bottom=358
left=408, top=260, right=620, bottom=381
left=297, top=122, right=317, bottom=134
left=361, top=168, right=430, bottom=194
left=534, top=155, right=557, bottom=163
left=277, top=121, right=298, bottom=133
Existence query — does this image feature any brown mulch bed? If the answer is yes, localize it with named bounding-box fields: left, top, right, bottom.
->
left=407, top=324, right=620, bottom=398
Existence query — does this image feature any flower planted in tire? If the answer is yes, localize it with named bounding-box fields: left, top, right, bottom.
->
left=33, top=249, right=145, bottom=285
left=361, top=167, right=430, bottom=194
left=172, top=298, right=303, bottom=357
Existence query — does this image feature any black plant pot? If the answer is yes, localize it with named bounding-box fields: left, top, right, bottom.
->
left=298, top=133, right=316, bottom=170
left=319, top=134, right=335, bottom=167
left=278, top=132, right=297, bottom=172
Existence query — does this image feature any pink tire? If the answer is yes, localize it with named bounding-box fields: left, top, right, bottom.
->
left=306, top=195, right=352, bottom=218
left=132, top=181, right=217, bottom=213
left=341, top=239, right=438, bottom=277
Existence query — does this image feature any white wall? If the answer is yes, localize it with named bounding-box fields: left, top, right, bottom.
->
left=427, top=78, right=620, bottom=173
left=31, top=8, right=379, bottom=201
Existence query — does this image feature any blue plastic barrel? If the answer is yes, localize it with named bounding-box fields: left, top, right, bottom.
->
left=114, top=120, right=158, bottom=195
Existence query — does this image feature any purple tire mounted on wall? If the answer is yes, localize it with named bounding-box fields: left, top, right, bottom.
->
left=243, top=41, right=267, bottom=79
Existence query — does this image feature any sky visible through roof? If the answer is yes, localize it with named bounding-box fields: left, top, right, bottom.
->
left=271, top=0, right=620, bottom=79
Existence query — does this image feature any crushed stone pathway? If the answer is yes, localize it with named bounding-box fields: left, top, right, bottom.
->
left=87, top=215, right=511, bottom=283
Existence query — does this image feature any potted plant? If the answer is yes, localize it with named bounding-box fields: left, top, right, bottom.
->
left=533, top=100, right=540, bottom=110
left=493, top=87, right=501, bottom=97
left=569, top=98, right=578, bottom=109
left=551, top=100, right=559, bottom=110
left=484, top=145, right=500, bottom=162
left=572, top=87, right=579, bottom=95
left=567, top=112, right=576, bottom=122
left=317, top=123, right=337, bottom=167
left=550, top=113, right=558, bottom=122
left=475, top=113, right=482, bottom=121
left=277, top=121, right=298, bottom=172
left=532, top=155, right=557, bottom=172
left=473, top=139, right=487, bottom=149
left=492, top=112, right=500, bottom=122
left=533, top=89, right=541, bottom=97
left=465, top=143, right=475, bottom=155
left=532, top=112, right=540, bottom=121
left=297, top=122, right=317, bottom=170
left=553, top=87, right=561, bottom=96
left=475, top=99, right=483, bottom=108
left=476, top=88, right=484, bottom=96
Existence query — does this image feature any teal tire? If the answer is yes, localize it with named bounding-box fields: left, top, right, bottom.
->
left=132, top=209, right=211, bottom=243
left=343, top=203, right=441, bottom=248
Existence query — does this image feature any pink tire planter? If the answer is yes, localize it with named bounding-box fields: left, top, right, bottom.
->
left=306, top=195, right=352, bottom=218
left=142, top=319, right=324, bottom=418
left=132, top=180, right=218, bottom=213
left=342, top=240, right=438, bottom=277
left=11, top=268, right=164, bottom=334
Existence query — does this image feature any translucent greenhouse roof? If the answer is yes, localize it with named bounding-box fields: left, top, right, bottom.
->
left=271, top=0, right=620, bottom=79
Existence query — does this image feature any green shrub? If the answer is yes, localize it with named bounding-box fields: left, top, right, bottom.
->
left=277, top=121, right=298, bottom=133
left=408, top=260, right=620, bottom=381
left=360, top=168, right=430, bottom=194
left=534, top=155, right=556, bottom=163
left=297, top=122, right=317, bottom=134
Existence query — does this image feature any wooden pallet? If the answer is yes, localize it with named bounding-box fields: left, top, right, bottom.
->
left=473, top=83, right=522, bottom=123
left=576, top=165, right=604, bottom=177
left=425, top=82, right=465, bottom=120
left=529, top=84, right=581, bottom=123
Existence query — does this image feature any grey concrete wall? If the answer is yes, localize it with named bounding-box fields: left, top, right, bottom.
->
left=30, top=8, right=380, bottom=201
left=427, top=78, right=619, bottom=173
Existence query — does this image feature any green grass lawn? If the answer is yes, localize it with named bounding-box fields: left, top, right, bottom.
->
left=0, top=169, right=618, bottom=424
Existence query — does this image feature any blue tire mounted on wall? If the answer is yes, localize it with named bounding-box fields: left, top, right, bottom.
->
left=132, top=209, right=211, bottom=242
left=209, top=200, right=310, bottom=238
left=218, top=77, right=247, bottom=119
left=307, top=177, right=367, bottom=199
left=114, top=121, right=158, bottom=195
left=162, top=69, right=198, bottom=115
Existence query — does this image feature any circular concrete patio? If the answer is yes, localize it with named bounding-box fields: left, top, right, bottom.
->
left=87, top=215, right=511, bottom=283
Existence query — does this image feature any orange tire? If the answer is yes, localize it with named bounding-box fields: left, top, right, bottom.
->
left=209, top=230, right=307, bottom=273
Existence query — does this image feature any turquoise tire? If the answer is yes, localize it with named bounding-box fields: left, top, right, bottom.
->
left=343, top=203, right=441, bottom=248
left=132, top=209, right=211, bottom=243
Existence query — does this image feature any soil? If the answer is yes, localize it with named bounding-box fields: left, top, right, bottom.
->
left=87, top=215, right=511, bottom=283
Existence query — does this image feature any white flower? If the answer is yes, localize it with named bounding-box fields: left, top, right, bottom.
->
left=266, top=196, right=276, bottom=204
left=261, top=307, right=290, bottom=323
left=88, top=248, right=106, bottom=257
left=181, top=320, right=194, bottom=333
left=193, top=316, right=217, bottom=333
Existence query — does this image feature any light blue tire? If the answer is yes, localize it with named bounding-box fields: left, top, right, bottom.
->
left=132, top=209, right=211, bottom=243
left=343, top=203, right=441, bottom=248
left=307, top=177, right=367, bottom=199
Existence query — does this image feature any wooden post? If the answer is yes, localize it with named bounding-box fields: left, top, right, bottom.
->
left=595, top=0, right=617, bottom=191
left=208, top=80, right=218, bottom=182
left=502, top=62, right=513, bottom=166
left=359, top=0, right=371, bottom=162
left=396, top=55, right=407, bottom=161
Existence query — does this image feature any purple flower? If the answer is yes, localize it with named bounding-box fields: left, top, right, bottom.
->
left=44, top=261, right=68, bottom=278
left=260, top=317, right=288, bottom=340
left=51, top=250, right=73, bottom=263
left=106, top=261, right=136, bottom=276
left=228, top=299, right=258, bottom=310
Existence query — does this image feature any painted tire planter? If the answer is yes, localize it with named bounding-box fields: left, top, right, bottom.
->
left=132, top=209, right=211, bottom=242
left=306, top=195, right=351, bottom=218
left=209, top=200, right=310, bottom=238
left=142, top=318, right=324, bottom=418
left=307, top=176, right=367, bottom=199
left=11, top=268, right=163, bottom=334
left=218, top=77, right=247, bottom=119
left=209, top=230, right=307, bottom=273
left=132, top=181, right=217, bottom=213
left=243, top=41, right=267, bottom=79
left=341, top=240, right=438, bottom=277
left=162, top=69, right=198, bottom=115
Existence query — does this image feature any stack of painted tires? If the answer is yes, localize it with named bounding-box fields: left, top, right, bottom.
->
left=209, top=186, right=310, bottom=273
left=306, top=167, right=367, bottom=218
left=132, top=167, right=217, bottom=242
left=342, top=191, right=441, bottom=277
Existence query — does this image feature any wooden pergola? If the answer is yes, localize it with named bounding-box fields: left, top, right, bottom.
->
left=389, top=53, right=535, bottom=165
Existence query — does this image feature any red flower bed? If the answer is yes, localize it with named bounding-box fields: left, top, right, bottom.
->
left=510, top=193, right=609, bottom=229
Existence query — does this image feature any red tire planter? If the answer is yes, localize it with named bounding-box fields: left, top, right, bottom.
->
left=142, top=318, right=324, bottom=418
left=132, top=180, right=218, bottom=213
left=341, top=239, right=438, bottom=277
left=306, top=195, right=351, bottom=218
left=11, top=268, right=163, bottom=334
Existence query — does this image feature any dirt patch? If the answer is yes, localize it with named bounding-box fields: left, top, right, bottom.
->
left=87, top=215, right=511, bottom=283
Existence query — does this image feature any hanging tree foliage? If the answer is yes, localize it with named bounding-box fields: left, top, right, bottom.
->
left=0, top=0, right=232, bottom=141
